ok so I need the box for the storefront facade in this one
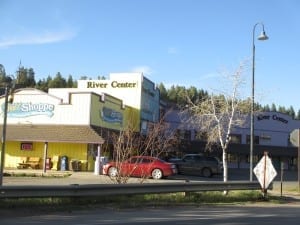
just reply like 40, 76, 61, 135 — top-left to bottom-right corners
0, 86, 139, 171
0, 72, 159, 171
75, 72, 160, 134
164, 110, 300, 169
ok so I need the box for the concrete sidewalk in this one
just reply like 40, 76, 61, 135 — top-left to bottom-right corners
4, 168, 75, 177
2, 168, 177, 186
3, 168, 112, 185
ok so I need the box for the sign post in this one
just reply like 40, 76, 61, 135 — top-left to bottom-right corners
253, 152, 277, 198
290, 129, 300, 192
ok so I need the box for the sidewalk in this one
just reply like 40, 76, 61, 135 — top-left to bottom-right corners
2, 168, 173, 185
4, 168, 75, 177
3, 168, 111, 186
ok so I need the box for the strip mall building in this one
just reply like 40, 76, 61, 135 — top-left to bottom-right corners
0, 73, 160, 171
1, 72, 299, 172
165, 110, 299, 169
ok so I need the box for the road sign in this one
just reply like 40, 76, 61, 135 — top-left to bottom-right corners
253, 153, 277, 189
290, 129, 300, 147
289, 129, 300, 192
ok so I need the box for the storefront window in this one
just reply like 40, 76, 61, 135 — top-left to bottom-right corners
246, 135, 260, 145
229, 134, 241, 144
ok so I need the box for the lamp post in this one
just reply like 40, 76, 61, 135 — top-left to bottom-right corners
0, 76, 13, 186
250, 23, 268, 181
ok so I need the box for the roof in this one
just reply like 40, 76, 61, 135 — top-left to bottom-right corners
1, 125, 105, 144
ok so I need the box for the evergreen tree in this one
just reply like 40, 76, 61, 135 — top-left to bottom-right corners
15, 66, 36, 87
297, 110, 300, 120
48, 72, 67, 88
175, 85, 187, 106
27, 68, 36, 87
198, 89, 209, 102
278, 106, 287, 114
35, 77, 49, 92
288, 106, 295, 119
263, 104, 270, 112
16, 66, 27, 86
187, 86, 198, 103
0, 64, 6, 83
167, 85, 177, 103
271, 103, 277, 112
67, 75, 75, 88
157, 83, 168, 101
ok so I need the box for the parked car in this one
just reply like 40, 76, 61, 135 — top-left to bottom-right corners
169, 154, 222, 177
102, 156, 178, 179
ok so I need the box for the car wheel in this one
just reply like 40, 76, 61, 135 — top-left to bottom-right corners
202, 167, 212, 178
152, 168, 163, 179
108, 166, 118, 177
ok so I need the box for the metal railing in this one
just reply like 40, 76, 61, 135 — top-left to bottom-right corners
0, 181, 264, 198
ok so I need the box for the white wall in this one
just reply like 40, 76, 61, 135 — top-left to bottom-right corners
1, 89, 91, 125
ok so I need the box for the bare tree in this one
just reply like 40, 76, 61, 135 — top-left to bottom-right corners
183, 61, 250, 182
107, 113, 179, 184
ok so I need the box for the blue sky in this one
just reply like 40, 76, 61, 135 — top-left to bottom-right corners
0, 0, 299, 112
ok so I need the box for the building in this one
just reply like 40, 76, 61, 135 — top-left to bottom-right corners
0, 73, 159, 171
50, 72, 160, 134
164, 109, 299, 170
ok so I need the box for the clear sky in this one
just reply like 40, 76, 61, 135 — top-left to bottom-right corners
0, 0, 299, 112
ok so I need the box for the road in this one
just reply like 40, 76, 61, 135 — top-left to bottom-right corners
1, 205, 300, 225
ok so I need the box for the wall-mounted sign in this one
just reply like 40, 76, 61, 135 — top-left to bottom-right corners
86, 81, 137, 89
21, 142, 33, 151
2, 102, 55, 118
257, 114, 289, 124
100, 107, 123, 124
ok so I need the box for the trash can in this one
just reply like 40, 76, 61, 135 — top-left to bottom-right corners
70, 159, 81, 171
46, 157, 52, 170
60, 155, 68, 171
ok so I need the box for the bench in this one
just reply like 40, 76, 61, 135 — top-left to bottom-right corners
17, 157, 41, 169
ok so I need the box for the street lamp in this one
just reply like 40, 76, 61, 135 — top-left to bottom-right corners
0, 76, 14, 186
250, 22, 269, 181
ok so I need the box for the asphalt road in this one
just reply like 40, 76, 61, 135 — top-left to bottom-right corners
1, 205, 300, 225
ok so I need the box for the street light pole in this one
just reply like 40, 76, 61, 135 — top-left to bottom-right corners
0, 81, 12, 186
250, 22, 268, 181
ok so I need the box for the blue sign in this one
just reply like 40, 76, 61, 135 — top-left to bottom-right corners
100, 107, 123, 124
1, 102, 55, 118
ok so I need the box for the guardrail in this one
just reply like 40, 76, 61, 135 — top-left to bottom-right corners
0, 181, 264, 198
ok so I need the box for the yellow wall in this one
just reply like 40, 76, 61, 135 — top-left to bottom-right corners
90, 94, 124, 130
123, 106, 140, 132
90, 94, 140, 132
5, 141, 91, 171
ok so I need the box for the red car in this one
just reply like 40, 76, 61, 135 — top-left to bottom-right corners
102, 156, 178, 179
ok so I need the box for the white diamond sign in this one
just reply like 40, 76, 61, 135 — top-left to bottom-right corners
290, 129, 300, 147
253, 154, 277, 189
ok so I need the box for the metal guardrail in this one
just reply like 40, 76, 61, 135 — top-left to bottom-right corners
0, 181, 264, 198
